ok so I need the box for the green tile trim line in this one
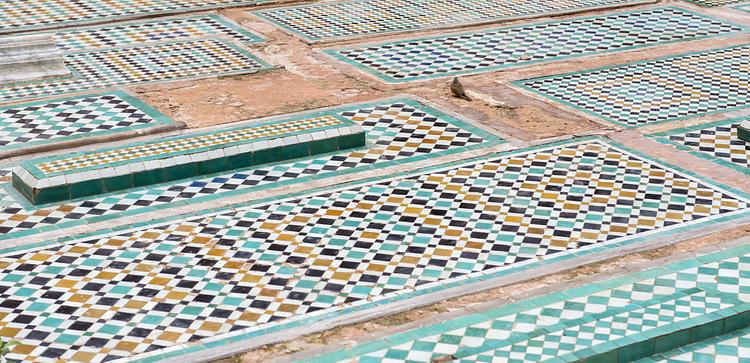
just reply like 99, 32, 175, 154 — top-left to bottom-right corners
12, 115, 365, 205
648, 116, 750, 176
0, 90, 174, 153
5, 136, 750, 362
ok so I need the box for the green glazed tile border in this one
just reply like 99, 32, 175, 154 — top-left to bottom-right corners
513, 43, 750, 128
3, 136, 749, 362
648, 116, 750, 175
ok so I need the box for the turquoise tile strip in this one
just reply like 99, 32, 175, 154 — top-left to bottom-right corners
649, 116, 750, 175
306, 244, 750, 363
686, 0, 747, 6
47, 14, 264, 52
0, 97, 500, 239
0, 39, 271, 103
323, 7, 744, 83
253, 0, 649, 43
0, 91, 174, 153
515, 44, 750, 127
642, 325, 750, 362
0, 0, 271, 34
737, 3, 750, 12
0, 137, 749, 362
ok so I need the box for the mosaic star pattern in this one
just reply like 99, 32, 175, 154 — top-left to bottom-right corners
0, 0, 268, 34
310, 245, 750, 362
0, 92, 172, 152
654, 117, 750, 174
50, 15, 264, 52
1, 139, 748, 362
0, 99, 493, 239
517, 44, 750, 127
325, 7, 743, 83
0, 39, 270, 103
254, 0, 648, 42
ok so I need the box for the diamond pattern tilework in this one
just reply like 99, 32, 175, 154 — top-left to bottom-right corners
661, 118, 750, 172
325, 7, 742, 83
1, 139, 748, 362
50, 15, 263, 52
0, 0, 268, 34
0, 100, 490, 238
518, 45, 750, 127
645, 326, 750, 362
0, 39, 269, 103
253, 0, 647, 43
0, 92, 171, 151
317, 249, 750, 363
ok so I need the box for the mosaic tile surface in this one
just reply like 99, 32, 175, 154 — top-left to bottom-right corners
0, 39, 270, 103
651, 117, 750, 175
1, 138, 748, 362
517, 44, 750, 127
0, 91, 173, 152
254, 0, 648, 43
309, 244, 750, 363
643, 326, 750, 362
0, 0, 269, 34
687, 0, 748, 6
0, 99, 495, 239
324, 7, 743, 83
50, 14, 263, 52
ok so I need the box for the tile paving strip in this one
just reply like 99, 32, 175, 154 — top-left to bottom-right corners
649, 117, 750, 175
0, 97, 498, 240
253, 0, 651, 43
1, 137, 749, 362
738, 3, 750, 12
308, 243, 750, 363
0, 91, 175, 155
642, 325, 750, 362
13, 114, 365, 205
0, 0, 270, 34
46, 14, 264, 52
686, 0, 748, 6
0, 39, 271, 104
324, 7, 744, 84
516, 44, 750, 127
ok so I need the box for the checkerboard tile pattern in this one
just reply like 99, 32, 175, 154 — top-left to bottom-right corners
0, 92, 172, 152
1, 139, 748, 362
0, 39, 269, 103
254, 0, 647, 43
325, 7, 742, 83
0, 0, 268, 34
658, 118, 750, 173
687, 0, 748, 6
51, 15, 263, 52
0, 99, 492, 238
517, 45, 750, 127
312, 247, 750, 363
645, 326, 750, 362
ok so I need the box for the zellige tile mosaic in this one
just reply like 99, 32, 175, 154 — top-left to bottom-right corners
517, 44, 750, 127
1, 138, 748, 362
254, 0, 651, 43
325, 7, 744, 83
0, 91, 174, 154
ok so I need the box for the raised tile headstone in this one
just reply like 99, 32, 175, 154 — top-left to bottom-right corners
13, 115, 366, 205
0, 34, 69, 83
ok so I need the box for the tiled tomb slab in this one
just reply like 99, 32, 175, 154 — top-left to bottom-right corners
253, 0, 652, 43
0, 39, 271, 104
12, 114, 365, 205
641, 325, 750, 362
0, 91, 174, 156
1, 137, 749, 362
649, 116, 750, 175
46, 14, 264, 52
516, 44, 750, 128
323, 7, 744, 83
307, 243, 750, 363
0, 0, 270, 34
0, 97, 500, 240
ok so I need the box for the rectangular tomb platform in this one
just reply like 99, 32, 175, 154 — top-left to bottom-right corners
13, 114, 365, 205
738, 120, 750, 143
